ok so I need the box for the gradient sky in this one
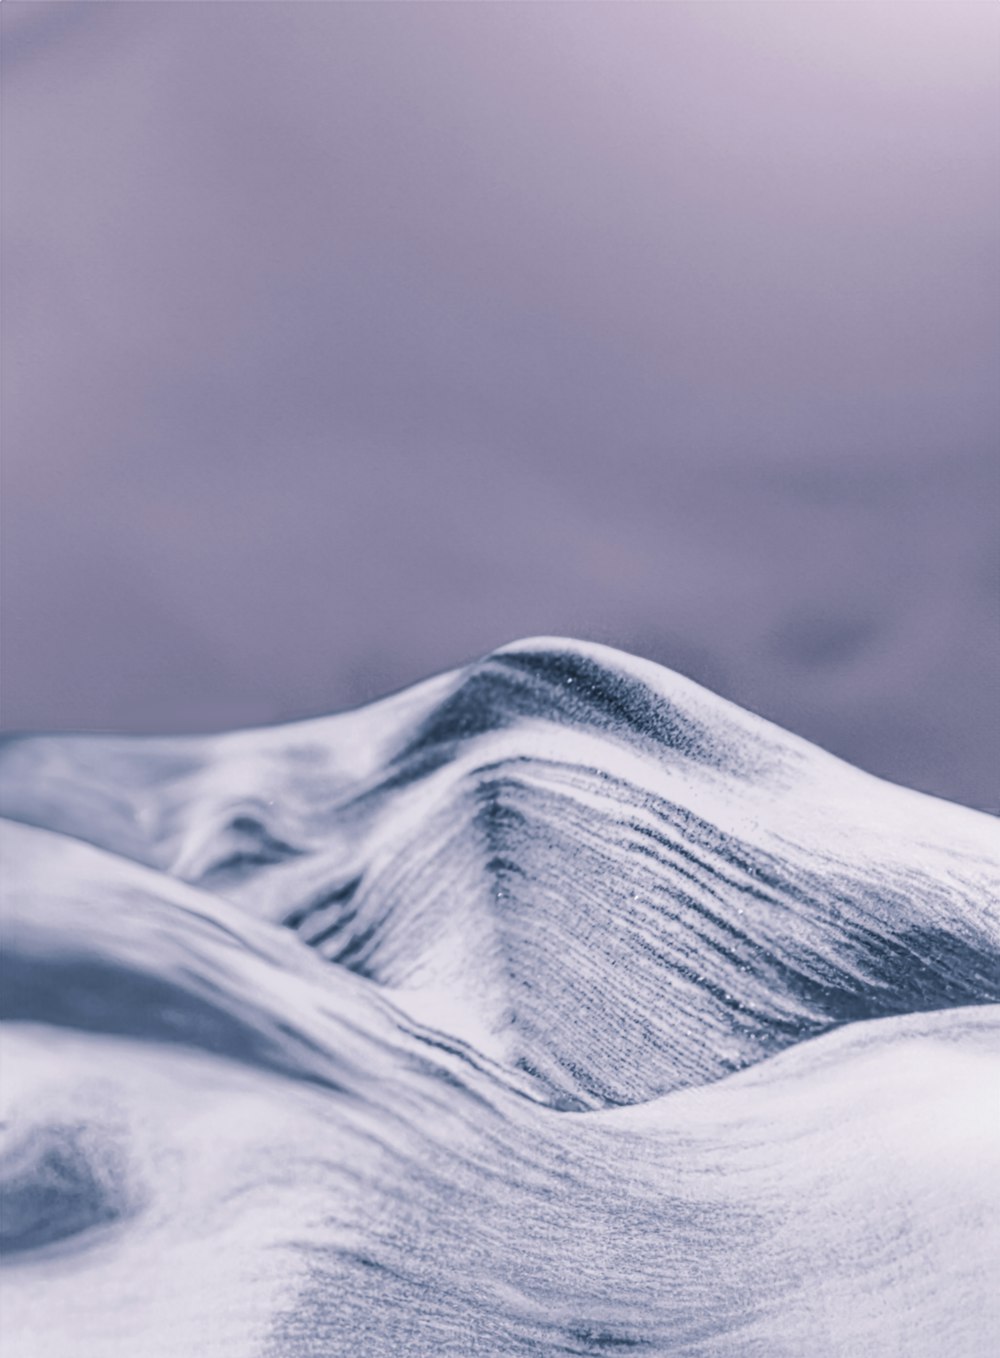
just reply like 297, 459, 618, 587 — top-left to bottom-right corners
2, 1, 998, 808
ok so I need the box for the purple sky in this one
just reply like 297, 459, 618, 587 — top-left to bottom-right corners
2, 2, 998, 808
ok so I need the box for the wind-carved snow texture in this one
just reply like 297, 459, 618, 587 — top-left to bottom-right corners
1, 638, 998, 1356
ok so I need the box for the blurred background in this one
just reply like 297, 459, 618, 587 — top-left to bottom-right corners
2, 1, 997, 808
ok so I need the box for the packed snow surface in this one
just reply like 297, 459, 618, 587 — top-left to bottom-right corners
1, 639, 998, 1356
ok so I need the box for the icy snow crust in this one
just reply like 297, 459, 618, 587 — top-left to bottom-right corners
1, 638, 998, 1355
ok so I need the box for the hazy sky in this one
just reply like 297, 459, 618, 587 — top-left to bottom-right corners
2, 1, 998, 808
